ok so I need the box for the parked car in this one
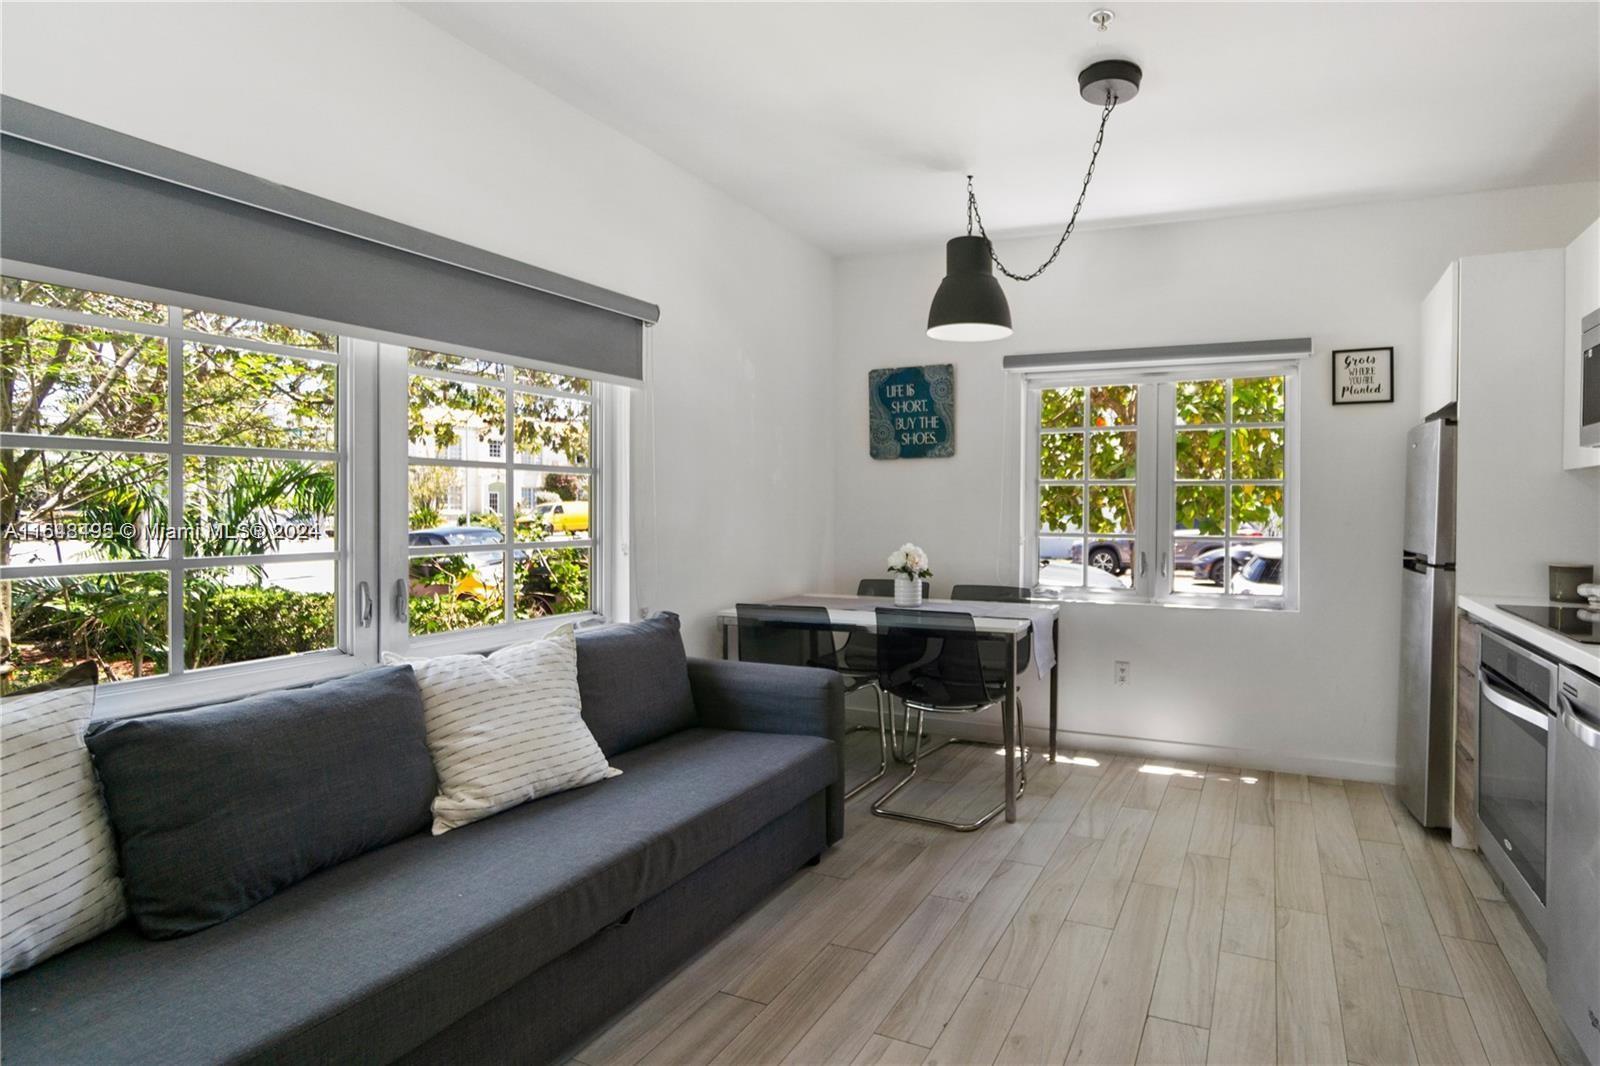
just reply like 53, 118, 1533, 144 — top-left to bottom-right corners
1041, 536, 1131, 575
407, 525, 525, 584
544, 500, 589, 534
1230, 541, 1284, 596
1037, 560, 1126, 591
1191, 543, 1257, 586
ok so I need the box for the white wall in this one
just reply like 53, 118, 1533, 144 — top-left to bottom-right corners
0, 1, 836, 657
833, 184, 1598, 781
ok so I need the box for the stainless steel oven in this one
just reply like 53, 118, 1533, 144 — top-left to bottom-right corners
1477, 628, 1558, 944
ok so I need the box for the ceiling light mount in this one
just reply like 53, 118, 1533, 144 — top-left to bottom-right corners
1079, 59, 1142, 106
926, 59, 1143, 342
1089, 9, 1114, 32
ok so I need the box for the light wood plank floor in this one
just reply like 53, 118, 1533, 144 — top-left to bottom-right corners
574, 735, 1584, 1066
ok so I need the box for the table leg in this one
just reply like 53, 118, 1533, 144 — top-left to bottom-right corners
1004, 635, 1018, 823
1049, 616, 1060, 764
721, 619, 731, 660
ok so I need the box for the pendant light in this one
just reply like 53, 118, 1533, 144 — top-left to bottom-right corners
927, 58, 1142, 342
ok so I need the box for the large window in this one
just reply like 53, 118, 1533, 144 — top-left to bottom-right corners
1, 270, 612, 700
1025, 364, 1296, 608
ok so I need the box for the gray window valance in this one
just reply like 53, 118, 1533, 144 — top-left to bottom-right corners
0, 96, 657, 382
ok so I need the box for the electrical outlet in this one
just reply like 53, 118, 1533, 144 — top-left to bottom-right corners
1114, 660, 1130, 686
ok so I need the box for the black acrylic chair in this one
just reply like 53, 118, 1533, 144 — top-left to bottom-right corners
870, 607, 1028, 831
735, 603, 889, 799
850, 578, 932, 763
950, 584, 1033, 680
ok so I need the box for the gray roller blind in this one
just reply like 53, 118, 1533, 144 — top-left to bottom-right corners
1004, 337, 1311, 372
0, 97, 657, 382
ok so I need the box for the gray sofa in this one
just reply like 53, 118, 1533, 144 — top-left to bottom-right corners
1, 617, 844, 1065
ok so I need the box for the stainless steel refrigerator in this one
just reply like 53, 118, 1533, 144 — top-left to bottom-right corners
1397, 417, 1458, 828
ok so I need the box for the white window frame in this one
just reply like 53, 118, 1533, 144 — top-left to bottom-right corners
2, 261, 631, 713
1008, 356, 1301, 612
376, 344, 611, 659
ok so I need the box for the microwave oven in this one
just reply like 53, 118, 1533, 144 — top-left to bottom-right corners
1584, 307, 1599, 447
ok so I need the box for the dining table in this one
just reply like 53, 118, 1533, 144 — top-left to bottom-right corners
715, 593, 1062, 823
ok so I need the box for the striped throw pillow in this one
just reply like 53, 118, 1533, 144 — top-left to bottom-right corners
2, 684, 127, 975
388, 628, 619, 834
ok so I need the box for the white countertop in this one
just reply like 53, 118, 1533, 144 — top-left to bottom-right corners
1458, 595, 1600, 676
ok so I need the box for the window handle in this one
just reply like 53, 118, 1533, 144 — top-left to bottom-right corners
1139, 551, 1148, 577
394, 578, 408, 623
357, 581, 374, 628
1160, 551, 1169, 577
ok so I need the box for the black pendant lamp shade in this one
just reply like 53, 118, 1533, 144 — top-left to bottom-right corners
926, 235, 1012, 342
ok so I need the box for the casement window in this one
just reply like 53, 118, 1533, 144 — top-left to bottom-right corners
1012, 345, 1302, 610
1, 268, 620, 708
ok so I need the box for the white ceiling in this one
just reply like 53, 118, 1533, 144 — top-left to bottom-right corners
408, 2, 1600, 256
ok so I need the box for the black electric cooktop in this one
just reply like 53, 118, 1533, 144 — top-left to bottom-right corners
1496, 603, 1600, 645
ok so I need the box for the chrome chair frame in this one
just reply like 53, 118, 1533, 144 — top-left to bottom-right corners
869, 608, 1031, 831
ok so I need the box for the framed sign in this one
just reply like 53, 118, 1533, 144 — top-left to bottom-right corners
1331, 347, 1394, 405
869, 363, 954, 459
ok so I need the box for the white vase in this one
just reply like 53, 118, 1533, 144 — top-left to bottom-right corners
893, 574, 923, 607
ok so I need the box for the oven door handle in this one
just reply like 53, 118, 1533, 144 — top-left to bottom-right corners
1480, 674, 1551, 732
1560, 700, 1600, 749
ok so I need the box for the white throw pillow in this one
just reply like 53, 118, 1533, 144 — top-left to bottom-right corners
387, 628, 618, 834
1, 683, 127, 976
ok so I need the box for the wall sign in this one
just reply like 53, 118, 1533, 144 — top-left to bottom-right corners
869, 363, 954, 459
1331, 347, 1394, 405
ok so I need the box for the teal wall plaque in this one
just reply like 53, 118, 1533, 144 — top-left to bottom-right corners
869, 364, 954, 459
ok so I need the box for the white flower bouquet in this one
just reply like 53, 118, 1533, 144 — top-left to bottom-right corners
886, 543, 932, 579
886, 543, 931, 606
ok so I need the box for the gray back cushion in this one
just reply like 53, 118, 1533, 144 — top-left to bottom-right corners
84, 665, 436, 939
576, 612, 697, 756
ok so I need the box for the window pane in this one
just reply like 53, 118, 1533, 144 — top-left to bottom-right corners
1039, 432, 1084, 480
408, 375, 505, 459
1089, 485, 1135, 534
1085, 538, 1135, 587
3, 572, 169, 688
408, 465, 504, 534
9, 450, 169, 565
1173, 537, 1230, 596
183, 561, 335, 668
1231, 427, 1284, 480
1231, 485, 1285, 535
182, 456, 337, 557
3, 276, 165, 324
1089, 431, 1137, 480
515, 394, 590, 467
1233, 541, 1284, 595
1231, 376, 1285, 423
183, 310, 335, 351
409, 348, 501, 379
408, 551, 505, 636
184, 344, 337, 450
3, 315, 168, 440
513, 547, 591, 619
1173, 484, 1226, 536
1039, 485, 1083, 533
1040, 387, 1084, 429
1175, 379, 1226, 425
515, 367, 591, 395
1039, 536, 1086, 590
1175, 429, 1226, 480
1090, 384, 1137, 426
517, 473, 589, 542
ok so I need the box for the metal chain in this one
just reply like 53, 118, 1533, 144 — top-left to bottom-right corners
968, 95, 1117, 282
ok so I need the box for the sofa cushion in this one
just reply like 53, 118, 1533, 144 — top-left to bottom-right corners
576, 612, 697, 756
83, 665, 436, 939
0, 727, 836, 1066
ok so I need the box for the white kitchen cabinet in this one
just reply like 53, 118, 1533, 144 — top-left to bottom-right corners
1564, 217, 1599, 470
1449, 249, 1598, 597
1419, 261, 1458, 419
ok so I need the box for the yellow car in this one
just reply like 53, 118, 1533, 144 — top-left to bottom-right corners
547, 500, 589, 534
